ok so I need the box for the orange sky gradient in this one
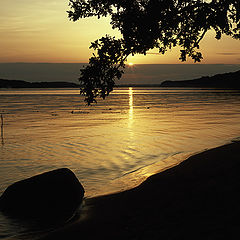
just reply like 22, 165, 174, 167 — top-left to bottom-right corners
0, 0, 240, 64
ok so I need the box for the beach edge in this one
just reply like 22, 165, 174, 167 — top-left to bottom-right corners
32, 140, 240, 240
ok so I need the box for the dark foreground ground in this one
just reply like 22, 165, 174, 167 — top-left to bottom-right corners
11, 141, 240, 240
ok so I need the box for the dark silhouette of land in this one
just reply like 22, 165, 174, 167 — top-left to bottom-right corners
1, 70, 240, 89
160, 70, 240, 88
0, 79, 80, 88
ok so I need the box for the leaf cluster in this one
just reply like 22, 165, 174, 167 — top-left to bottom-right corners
68, 0, 240, 104
79, 36, 128, 105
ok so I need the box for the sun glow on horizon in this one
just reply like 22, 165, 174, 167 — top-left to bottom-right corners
0, 2, 239, 64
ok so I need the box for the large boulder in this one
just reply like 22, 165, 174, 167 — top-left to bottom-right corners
0, 168, 84, 224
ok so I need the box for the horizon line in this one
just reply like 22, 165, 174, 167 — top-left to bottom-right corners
0, 62, 239, 65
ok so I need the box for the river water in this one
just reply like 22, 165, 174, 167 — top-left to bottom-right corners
0, 87, 240, 238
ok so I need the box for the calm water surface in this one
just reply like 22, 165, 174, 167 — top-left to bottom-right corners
0, 87, 240, 238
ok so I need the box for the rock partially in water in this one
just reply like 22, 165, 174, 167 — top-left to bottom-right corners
0, 168, 84, 224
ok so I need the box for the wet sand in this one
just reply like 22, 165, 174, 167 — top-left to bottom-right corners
31, 141, 240, 239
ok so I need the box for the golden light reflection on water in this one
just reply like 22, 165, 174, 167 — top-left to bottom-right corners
1, 88, 240, 198
128, 87, 134, 128
120, 87, 134, 166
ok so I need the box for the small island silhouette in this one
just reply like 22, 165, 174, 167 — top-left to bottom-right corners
0, 79, 80, 88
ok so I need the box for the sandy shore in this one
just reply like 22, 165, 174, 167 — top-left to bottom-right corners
22, 141, 240, 239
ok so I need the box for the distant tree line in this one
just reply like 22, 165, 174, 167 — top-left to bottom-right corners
0, 79, 80, 88
1, 70, 240, 89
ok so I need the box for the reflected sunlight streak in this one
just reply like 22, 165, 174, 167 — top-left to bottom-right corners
128, 87, 133, 127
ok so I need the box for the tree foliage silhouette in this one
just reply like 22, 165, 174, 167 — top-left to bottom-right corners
68, 0, 240, 104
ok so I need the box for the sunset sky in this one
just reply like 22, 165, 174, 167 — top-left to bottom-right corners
0, 0, 240, 64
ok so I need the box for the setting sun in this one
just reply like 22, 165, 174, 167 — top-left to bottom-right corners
128, 62, 134, 66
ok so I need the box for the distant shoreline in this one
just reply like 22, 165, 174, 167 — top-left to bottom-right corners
160, 70, 240, 88
0, 79, 80, 89
1, 69, 240, 89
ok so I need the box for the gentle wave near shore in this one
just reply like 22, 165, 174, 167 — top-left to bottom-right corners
33, 140, 240, 240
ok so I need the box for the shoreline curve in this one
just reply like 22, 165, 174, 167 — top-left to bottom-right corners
33, 140, 240, 240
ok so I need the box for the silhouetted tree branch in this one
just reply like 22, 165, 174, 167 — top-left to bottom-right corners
68, 0, 240, 105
